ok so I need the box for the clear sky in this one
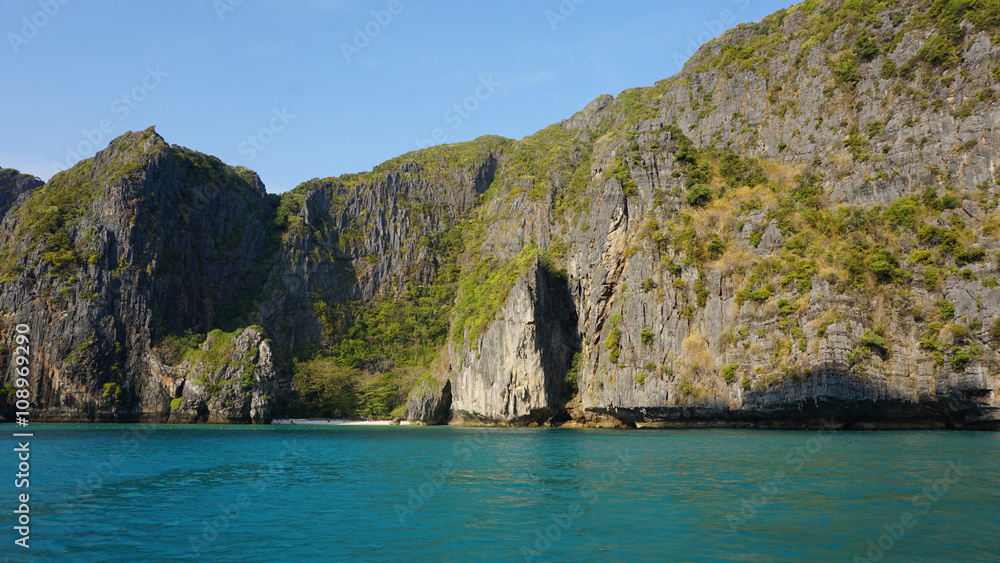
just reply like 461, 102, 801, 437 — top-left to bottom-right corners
1, 0, 792, 194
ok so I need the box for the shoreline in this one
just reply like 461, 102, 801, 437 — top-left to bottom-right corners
0, 419, 995, 430
271, 418, 412, 426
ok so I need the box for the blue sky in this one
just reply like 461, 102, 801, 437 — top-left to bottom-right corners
1, 0, 792, 193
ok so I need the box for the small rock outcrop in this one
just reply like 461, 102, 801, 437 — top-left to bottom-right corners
404, 378, 451, 425
164, 327, 276, 424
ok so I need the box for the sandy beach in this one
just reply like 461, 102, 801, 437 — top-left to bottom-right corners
271, 418, 411, 426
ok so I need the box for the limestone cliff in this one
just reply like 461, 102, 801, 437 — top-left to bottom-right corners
448, 254, 577, 425
437, 0, 1000, 429
405, 377, 451, 425
0, 168, 43, 222
0, 129, 278, 422
3, 0, 1000, 429
164, 327, 276, 424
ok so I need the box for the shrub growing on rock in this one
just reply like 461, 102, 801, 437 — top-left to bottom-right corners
686, 184, 713, 207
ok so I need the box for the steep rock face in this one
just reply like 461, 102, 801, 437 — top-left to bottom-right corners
0, 128, 278, 422
5, 0, 1000, 429
257, 144, 501, 339
255, 140, 504, 412
564, 3, 1000, 429
441, 0, 1000, 429
677, 13, 1000, 205
0, 130, 505, 423
404, 378, 451, 425
165, 327, 276, 424
448, 257, 578, 425
0, 168, 43, 222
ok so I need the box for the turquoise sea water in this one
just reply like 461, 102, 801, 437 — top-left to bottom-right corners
2, 424, 999, 562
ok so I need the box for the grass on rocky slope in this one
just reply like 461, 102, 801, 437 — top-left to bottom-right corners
289, 135, 511, 195
490, 123, 594, 210
450, 244, 552, 347
609, 121, 1000, 386
153, 330, 207, 365
689, 0, 1000, 80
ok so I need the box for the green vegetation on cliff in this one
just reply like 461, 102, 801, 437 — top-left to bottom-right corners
451, 245, 551, 345
5, 0, 1000, 427
291, 219, 466, 418
292, 135, 510, 195
690, 0, 1000, 78
154, 330, 206, 365
0, 128, 167, 280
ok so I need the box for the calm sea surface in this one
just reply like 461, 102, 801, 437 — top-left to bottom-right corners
2, 424, 999, 562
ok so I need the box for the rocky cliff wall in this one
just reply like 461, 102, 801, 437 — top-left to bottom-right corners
447, 256, 577, 425
439, 0, 1000, 429
0, 168, 43, 222
0, 129, 278, 422
3, 0, 1000, 429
